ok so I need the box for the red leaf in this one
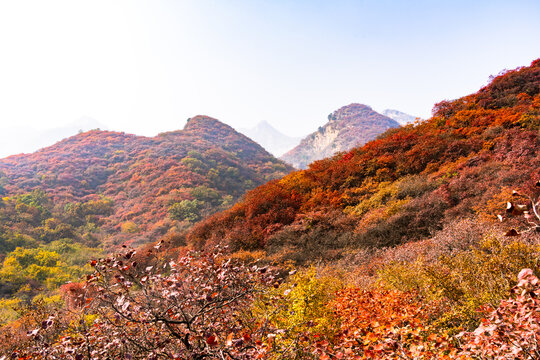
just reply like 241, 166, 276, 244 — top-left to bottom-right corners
207, 335, 218, 346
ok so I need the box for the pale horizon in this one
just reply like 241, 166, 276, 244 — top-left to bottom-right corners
0, 0, 539, 157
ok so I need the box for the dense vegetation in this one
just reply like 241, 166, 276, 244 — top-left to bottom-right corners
190, 59, 540, 264
0, 116, 292, 314
0, 59, 539, 359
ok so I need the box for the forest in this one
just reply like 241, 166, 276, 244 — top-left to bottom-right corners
0, 116, 291, 315
0, 59, 539, 359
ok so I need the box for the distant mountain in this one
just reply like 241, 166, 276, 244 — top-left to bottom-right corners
280, 104, 400, 169
0, 117, 107, 158
382, 109, 419, 125
0, 115, 293, 248
239, 121, 302, 157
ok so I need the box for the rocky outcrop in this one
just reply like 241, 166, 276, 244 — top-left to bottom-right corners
280, 104, 399, 169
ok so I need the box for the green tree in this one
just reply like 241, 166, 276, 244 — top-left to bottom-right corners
169, 199, 201, 222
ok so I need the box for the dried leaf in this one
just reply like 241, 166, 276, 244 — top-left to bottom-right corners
504, 229, 520, 237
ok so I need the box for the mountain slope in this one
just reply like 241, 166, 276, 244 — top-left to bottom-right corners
280, 104, 400, 169
0, 115, 293, 248
189, 59, 540, 264
239, 121, 302, 157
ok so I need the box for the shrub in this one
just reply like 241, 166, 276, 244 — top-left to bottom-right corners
457, 268, 540, 359
314, 288, 455, 359
7, 247, 276, 359
253, 267, 343, 359
379, 234, 540, 332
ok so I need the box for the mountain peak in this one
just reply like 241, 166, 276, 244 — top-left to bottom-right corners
239, 121, 301, 157
328, 103, 373, 122
281, 104, 399, 169
181, 115, 249, 144
183, 115, 231, 131
255, 120, 275, 130
339, 103, 373, 111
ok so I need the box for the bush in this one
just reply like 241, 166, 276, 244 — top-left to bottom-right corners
253, 267, 343, 359
379, 234, 540, 332
458, 268, 540, 359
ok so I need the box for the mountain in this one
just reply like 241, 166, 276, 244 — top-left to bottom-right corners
382, 109, 419, 125
239, 121, 302, 157
280, 104, 400, 169
188, 59, 540, 264
3, 60, 540, 358
0, 115, 293, 249
0, 117, 107, 158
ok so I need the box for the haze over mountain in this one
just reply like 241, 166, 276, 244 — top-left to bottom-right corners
382, 109, 420, 125
280, 104, 400, 169
239, 121, 302, 157
0, 115, 292, 249
0, 117, 108, 158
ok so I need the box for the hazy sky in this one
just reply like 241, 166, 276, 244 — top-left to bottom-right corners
0, 0, 539, 145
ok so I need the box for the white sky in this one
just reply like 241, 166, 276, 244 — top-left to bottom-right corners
0, 0, 538, 151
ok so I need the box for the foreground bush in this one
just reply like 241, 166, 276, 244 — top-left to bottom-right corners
2, 246, 275, 359
253, 266, 343, 359
314, 288, 456, 359
379, 234, 540, 332
457, 268, 540, 359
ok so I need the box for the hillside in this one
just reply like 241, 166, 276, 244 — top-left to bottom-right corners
189, 59, 540, 264
0, 115, 292, 249
0, 115, 293, 305
239, 121, 302, 156
3, 60, 540, 359
280, 104, 400, 169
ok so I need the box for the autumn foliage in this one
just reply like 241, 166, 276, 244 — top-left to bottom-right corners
189, 59, 540, 264
1, 60, 540, 359
0, 116, 292, 249
315, 288, 455, 359
457, 268, 540, 358
3, 246, 276, 359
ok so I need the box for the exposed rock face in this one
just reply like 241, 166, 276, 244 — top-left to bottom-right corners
382, 109, 419, 125
239, 121, 301, 157
280, 104, 399, 169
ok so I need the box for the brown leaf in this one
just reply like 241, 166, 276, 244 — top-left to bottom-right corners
504, 229, 520, 237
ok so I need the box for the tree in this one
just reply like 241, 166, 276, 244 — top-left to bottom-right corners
169, 199, 201, 222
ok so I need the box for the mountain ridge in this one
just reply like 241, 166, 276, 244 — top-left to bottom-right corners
0, 115, 293, 248
280, 103, 400, 169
